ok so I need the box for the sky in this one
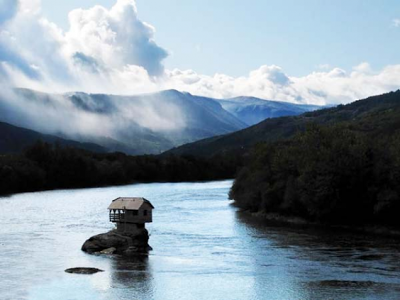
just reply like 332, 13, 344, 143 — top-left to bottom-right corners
1, 0, 400, 105
40, 0, 400, 77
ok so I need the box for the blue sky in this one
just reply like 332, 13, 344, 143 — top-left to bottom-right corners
2, 0, 400, 104
41, 0, 400, 77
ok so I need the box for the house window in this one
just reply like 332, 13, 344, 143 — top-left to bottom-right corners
144, 210, 148, 216
133, 210, 138, 216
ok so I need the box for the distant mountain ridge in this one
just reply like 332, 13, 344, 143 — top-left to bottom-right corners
0, 121, 105, 154
217, 96, 321, 126
0, 88, 321, 154
165, 90, 400, 157
6, 89, 248, 154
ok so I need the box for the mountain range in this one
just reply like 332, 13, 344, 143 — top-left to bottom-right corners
0, 89, 320, 154
218, 96, 321, 126
0, 121, 105, 154
166, 90, 400, 157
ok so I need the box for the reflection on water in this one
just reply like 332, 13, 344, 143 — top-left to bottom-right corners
110, 256, 153, 300
1, 180, 400, 300
236, 212, 400, 300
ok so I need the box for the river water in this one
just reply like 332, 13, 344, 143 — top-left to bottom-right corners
1, 180, 400, 300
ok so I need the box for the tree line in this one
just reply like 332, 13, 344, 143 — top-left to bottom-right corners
0, 141, 241, 196
230, 124, 400, 226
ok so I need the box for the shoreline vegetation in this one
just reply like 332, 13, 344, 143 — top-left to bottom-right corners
0, 141, 240, 197
239, 210, 400, 239
230, 123, 400, 229
227, 91, 400, 232
3, 90, 400, 236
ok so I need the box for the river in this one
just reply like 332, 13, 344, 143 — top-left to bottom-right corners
1, 180, 400, 300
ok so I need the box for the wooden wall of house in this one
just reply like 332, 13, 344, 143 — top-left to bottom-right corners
124, 203, 153, 223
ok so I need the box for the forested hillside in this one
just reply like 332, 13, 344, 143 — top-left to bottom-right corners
230, 91, 400, 226
4, 89, 400, 229
1, 88, 323, 155
0, 121, 105, 153
0, 141, 241, 196
167, 91, 400, 157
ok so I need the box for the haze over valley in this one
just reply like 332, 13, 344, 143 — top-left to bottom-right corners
0, 88, 320, 154
2, 1, 400, 299
1, 0, 400, 155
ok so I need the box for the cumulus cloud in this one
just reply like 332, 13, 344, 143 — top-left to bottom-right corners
1, 0, 400, 155
0, 0, 167, 93
0, 0, 400, 110
165, 63, 400, 105
65, 0, 167, 76
0, 0, 72, 87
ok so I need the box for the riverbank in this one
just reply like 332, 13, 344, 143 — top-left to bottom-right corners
0, 178, 233, 198
0, 142, 238, 196
3, 180, 400, 300
241, 210, 400, 239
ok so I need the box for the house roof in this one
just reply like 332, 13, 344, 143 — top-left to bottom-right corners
108, 197, 154, 210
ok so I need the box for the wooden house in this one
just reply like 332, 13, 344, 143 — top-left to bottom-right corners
108, 197, 154, 233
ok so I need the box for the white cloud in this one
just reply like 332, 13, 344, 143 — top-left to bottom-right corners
18, 0, 41, 15
0, 0, 167, 93
352, 62, 372, 74
165, 63, 400, 105
0, 0, 400, 109
65, 0, 167, 76
393, 18, 400, 27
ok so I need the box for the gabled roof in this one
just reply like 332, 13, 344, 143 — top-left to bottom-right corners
108, 197, 154, 210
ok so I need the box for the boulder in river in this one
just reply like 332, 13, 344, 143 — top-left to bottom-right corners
81, 229, 151, 255
97, 247, 117, 255
65, 267, 104, 275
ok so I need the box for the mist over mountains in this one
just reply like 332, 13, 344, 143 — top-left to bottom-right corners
167, 90, 400, 157
0, 121, 106, 154
0, 88, 320, 154
218, 97, 321, 126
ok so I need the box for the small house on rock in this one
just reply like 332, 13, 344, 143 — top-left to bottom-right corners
108, 197, 154, 233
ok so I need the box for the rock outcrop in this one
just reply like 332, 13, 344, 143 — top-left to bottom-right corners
81, 229, 152, 255
65, 267, 104, 274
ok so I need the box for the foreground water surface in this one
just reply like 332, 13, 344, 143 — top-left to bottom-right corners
2, 180, 400, 300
